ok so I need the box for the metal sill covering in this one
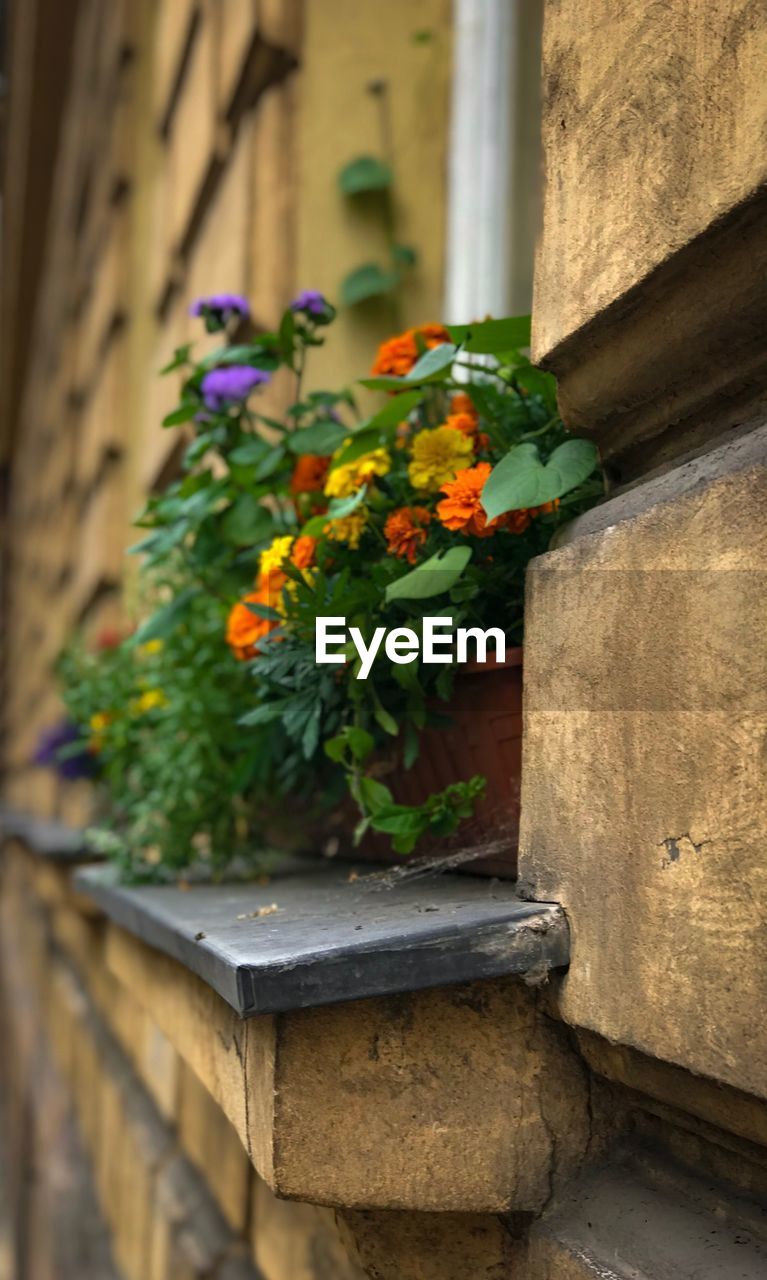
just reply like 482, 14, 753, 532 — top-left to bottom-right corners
75, 859, 570, 1016
0, 808, 86, 861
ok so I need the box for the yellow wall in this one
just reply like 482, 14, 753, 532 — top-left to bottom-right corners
297, 0, 452, 390
1, 0, 454, 821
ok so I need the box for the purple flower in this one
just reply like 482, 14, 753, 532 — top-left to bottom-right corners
189, 293, 250, 329
200, 365, 270, 411
33, 719, 98, 781
291, 289, 331, 318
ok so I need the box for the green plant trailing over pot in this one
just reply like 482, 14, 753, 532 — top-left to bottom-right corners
55, 291, 604, 880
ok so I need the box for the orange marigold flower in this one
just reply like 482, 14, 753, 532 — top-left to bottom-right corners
291, 535, 316, 570
529, 499, 560, 517
384, 506, 432, 565
450, 392, 478, 420
226, 575, 284, 661
291, 454, 330, 494
504, 508, 532, 535
371, 324, 451, 377
443, 399, 490, 450
436, 462, 509, 538
443, 411, 478, 439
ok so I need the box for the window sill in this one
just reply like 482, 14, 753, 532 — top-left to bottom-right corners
74, 857, 569, 1015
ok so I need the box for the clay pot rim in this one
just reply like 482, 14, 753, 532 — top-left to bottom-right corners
462, 644, 523, 675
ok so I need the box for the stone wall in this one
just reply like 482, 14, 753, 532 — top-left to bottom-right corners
1, 0, 451, 825
2, 1, 766, 1277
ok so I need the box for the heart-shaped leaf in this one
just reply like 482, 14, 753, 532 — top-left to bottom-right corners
338, 155, 392, 195
340, 263, 398, 307
385, 547, 472, 602
360, 343, 458, 392
448, 315, 531, 354
482, 439, 599, 521
405, 342, 457, 382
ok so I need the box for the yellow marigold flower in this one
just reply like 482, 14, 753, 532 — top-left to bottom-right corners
89, 712, 111, 734
138, 639, 164, 657
138, 688, 167, 712
129, 689, 168, 715
408, 426, 473, 492
326, 509, 368, 549
278, 566, 318, 615
324, 448, 391, 499
259, 534, 294, 579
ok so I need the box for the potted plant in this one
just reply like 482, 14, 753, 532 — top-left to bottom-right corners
54, 292, 603, 880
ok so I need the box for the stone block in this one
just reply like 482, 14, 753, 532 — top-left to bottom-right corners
519, 428, 767, 1098
106, 922, 592, 1211
251, 1179, 364, 1280
338, 1209, 519, 1280
533, 0, 767, 472
178, 1062, 251, 1232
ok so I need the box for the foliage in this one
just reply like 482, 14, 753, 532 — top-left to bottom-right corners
336, 81, 418, 308
54, 293, 604, 878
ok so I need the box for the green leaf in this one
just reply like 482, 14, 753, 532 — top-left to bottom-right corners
252, 446, 286, 482
324, 735, 347, 763
514, 363, 558, 405
347, 727, 375, 762
162, 401, 199, 427
328, 487, 367, 518
482, 438, 599, 521
287, 419, 349, 456
403, 723, 420, 769
385, 547, 472, 602
405, 342, 457, 382
238, 701, 291, 727
338, 155, 392, 195
131, 588, 197, 645
160, 344, 192, 374
369, 805, 425, 837
359, 775, 394, 812
368, 390, 422, 427
302, 702, 322, 759
184, 434, 214, 466
220, 495, 274, 546
245, 601, 281, 621
294, 514, 328, 539
278, 309, 295, 368
300, 485, 368, 536
329, 392, 421, 470
329, 424, 394, 470
360, 343, 458, 391
448, 315, 531, 354
197, 344, 279, 372
391, 243, 418, 266
228, 438, 271, 467
340, 263, 398, 307
371, 688, 398, 736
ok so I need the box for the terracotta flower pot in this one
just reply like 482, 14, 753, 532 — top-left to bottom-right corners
357, 648, 523, 877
